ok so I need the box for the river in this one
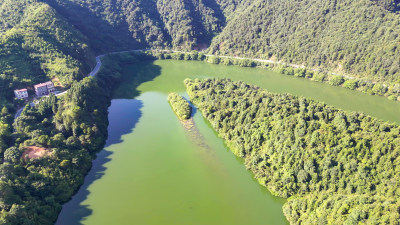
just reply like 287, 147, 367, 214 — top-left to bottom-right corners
56, 60, 400, 225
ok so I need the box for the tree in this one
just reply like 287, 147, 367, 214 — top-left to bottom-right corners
4, 147, 21, 163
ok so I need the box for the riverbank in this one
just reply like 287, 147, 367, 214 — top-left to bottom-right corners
186, 78, 400, 224
56, 58, 400, 224
147, 50, 400, 103
15, 48, 400, 122
56, 67, 288, 225
11, 49, 399, 224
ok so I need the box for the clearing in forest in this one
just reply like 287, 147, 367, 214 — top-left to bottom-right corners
22, 146, 53, 160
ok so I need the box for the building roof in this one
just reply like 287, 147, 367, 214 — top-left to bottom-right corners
34, 81, 53, 89
15, 88, 27, 92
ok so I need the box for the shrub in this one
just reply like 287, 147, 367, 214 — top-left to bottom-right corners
305, 71, 314, 78
221, 57, 232, 65
167, 93, 192, 120
207, 56, 220, 64
294, 68, 306, 77
372, 83, 388, 96
343, 80, 358, 90
329, 75, 345, 86
184, 53, 190, 60
190, 51, 199, 60
388, 95, 397, 101
312, 73, 326, 82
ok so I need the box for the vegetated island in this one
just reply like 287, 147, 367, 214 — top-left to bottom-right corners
167, 93, 192, 120
185, 78, 400, 224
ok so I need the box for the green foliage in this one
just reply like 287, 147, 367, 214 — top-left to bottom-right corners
209, 0, 400, 83
150, 50, 400, 101
329, 75, 345, 86
0, 107, 12, 156
3, 147, 21, 163
237, 59, 255, 67
294, 68, 306, 77
5, 77, 108, 223
0, 0, 92, 101
207, 56, 220, 64
343, 79, 359, 90
1, 0, 400, 223
46, 0, 235, 51
167, 93, 191, 120
372, 83, 388, 95
0, 52, 152, 224
186, 78, 400, 224
311, 72, 326, 82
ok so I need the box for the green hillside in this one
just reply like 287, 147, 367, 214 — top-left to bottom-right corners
187, 78, 400, 224
41, 0, 400, 84
0, 0, 93, 102
0, 0, 400, 224
209, 0, 400, 83
44, 0, 254, 51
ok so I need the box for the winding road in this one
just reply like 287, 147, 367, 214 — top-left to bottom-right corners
13, 49, 146, 121
13, 48, 353, 122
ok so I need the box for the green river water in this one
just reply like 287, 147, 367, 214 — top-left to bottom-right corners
56, 60, 400, 225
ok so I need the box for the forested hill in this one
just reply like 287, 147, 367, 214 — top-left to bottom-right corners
0, 0, 93, 104
209, 0, 400, 83
40, 0, 400, 84
44, 0, 251, 52
1, 0, 400, 95
186, 78, 400, 224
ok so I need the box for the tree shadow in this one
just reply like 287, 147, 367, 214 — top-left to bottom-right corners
184, 0, 226, 49
113, 60, 162, 99
56, 99, 143, 225
43, 0, 139, 53
56, 62, 162, 224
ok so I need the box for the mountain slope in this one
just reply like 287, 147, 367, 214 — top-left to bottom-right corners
26, 0, 400, 84
209, 0, 400, 83
45, 0, 247, 51
0, 0, 93, 102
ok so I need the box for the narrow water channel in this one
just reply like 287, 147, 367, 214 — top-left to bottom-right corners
57, 60, 400, 225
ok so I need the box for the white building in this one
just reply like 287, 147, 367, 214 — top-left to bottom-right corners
14, 89, 28, 99
34, 81, 56, 96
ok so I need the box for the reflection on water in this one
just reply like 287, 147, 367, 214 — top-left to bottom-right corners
56, 99, 143, 225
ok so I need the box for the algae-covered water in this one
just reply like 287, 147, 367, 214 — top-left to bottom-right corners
57, 60, 400, 225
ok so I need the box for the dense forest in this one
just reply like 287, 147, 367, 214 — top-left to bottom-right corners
167, 93, 192, 120
0, 0, 400, 223
1, 0, 400, 100
44, 0, 247, 51
209, 0, 400, 83
0, 0, 93, 102
42, 0, 400, 85
186, 78, 400, 224
0, 51, 151, 224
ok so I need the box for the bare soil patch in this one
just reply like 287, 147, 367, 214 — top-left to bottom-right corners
52, 76, 64, 88
22, 146, 53, 160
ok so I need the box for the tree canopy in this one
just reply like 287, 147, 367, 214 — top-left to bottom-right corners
186, 78, 400, 224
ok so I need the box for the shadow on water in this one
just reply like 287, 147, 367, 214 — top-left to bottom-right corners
56, 99, 143, 225
113, 61, 162, 99
56, 62, 162, 225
